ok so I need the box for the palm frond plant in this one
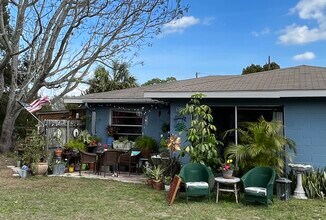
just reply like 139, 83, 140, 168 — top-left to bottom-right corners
224, 116, 296, 175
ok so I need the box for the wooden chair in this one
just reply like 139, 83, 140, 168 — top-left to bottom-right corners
79, 150, 97, 176
118, 150, 141, 176
100, 150, 120, 177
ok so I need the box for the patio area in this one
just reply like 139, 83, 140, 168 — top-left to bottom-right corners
9, 166, 146, 184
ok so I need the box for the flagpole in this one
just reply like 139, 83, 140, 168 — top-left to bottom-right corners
17, 101, 45, 127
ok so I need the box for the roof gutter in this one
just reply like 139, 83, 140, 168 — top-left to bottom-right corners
64, 98, 164, 104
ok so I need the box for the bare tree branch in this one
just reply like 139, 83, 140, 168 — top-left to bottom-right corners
0, 0, 185, 152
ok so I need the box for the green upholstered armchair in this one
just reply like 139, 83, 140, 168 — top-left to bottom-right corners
241, 166, 276, 206
179, 163, 214, 203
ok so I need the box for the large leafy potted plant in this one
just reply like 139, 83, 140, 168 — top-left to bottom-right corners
65, 139, 86, 152
135, 136, 157, 158
21, 130, 49, 175
224, 116, 296, 175
179, 93, 222, 169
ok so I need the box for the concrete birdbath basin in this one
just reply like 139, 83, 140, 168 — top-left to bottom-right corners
288, 163, 312, 199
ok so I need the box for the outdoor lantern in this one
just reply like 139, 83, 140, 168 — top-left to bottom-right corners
276, 178, 292, 201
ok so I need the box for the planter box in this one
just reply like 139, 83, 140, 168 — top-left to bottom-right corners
113, 141, 135, 150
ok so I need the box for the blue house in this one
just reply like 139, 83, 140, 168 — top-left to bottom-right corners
65, 65, 326, 169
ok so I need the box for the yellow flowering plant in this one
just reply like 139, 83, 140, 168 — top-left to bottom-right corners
220, 158, 235, 171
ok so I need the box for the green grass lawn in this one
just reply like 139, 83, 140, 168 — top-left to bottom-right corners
0, 174, 325, 220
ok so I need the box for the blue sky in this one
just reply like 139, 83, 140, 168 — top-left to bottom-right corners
130, 0, 326, 84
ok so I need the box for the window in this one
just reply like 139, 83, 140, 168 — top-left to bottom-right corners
111, 110, 142, 140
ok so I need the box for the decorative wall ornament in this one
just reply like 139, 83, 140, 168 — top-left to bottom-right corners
73, 128, 81, 138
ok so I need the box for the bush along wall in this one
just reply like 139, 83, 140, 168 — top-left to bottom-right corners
302, 168, 326, 199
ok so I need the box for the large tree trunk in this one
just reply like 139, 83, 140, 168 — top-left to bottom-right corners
0, 96, 20, 153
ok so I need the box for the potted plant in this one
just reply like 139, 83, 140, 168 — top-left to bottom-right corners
78, 130, 92, 145
65, 139, 86, 152
54, 147, 63, 157
224, 116, 296, 175
21, 130, 49, 175
113, 136, 134, 150
106, 125, 117, 147
148, 164, 165, 191
143, 161, 153, 187
135, 136, 157, 158
89, 135, 101, 147
52, 128, 64, 157
219, 158, 235, 179
164, 176, 172, 191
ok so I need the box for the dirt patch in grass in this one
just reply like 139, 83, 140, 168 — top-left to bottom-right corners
0, 154, 15, 178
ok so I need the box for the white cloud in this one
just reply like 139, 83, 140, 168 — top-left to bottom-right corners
279, 0, 326, 45
290, 0, 326, 22
162, 16, 200, 35
251, 28, 270, 37
279, 24, 326, 44
292, 51, 316, 61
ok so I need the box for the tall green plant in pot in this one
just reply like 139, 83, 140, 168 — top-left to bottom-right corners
179, 93, 222, 169
135, 136, 157, 158
21, 130, 49, 175
224, 116, 296, 175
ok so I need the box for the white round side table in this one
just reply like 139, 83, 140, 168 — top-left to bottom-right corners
215, 177, 241, 204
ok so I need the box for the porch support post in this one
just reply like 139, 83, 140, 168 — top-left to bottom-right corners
91, 111, 96, 135
234, 106, 238, 145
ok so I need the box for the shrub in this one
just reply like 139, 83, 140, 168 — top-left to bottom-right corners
302, 168, 326, 199
224, 116, 296, 175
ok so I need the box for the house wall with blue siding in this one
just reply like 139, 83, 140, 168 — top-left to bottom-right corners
284, 100, 326, 169
88, 105, 169, 146
170, 101, 191, 164
142, 108, 170, 144
86, 98, 326, 169
168, 98, 326, 169
94, 107, 109, 142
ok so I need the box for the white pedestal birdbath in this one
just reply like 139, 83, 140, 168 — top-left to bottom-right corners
288, 163, 312, 199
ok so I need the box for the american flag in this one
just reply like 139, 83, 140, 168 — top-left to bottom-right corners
20, 96, 51, 113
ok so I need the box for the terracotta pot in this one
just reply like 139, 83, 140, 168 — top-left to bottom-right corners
54, 148, 63, 157
152, 180, 163, 191
89, 162, 95, 171
146, 178, 153, 187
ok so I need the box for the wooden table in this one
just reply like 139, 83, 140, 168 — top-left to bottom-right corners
215, 177, 241, 204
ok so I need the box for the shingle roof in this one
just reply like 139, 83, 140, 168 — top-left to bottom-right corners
64, 65, 326, 103
146, 65, 326, 92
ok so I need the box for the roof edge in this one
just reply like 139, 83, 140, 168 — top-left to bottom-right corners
144, 90, 326, 99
